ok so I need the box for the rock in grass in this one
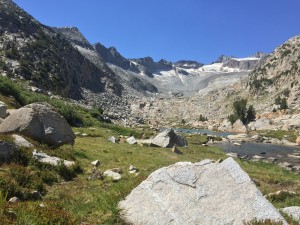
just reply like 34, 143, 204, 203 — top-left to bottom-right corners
104, 169, 122, 181
119, 157, 287, 225
12, 134, 33, 148
32, 150, 75, 167
171, 146, 183, 154
0, 103, 75, 147
8, 197, 20, 203
151, 129, 187, 148
129, 165, 139, 174
108, 136, 117, 143
91, 160, 100, 167
126, 136, 137, 145
281, 206, 300, 221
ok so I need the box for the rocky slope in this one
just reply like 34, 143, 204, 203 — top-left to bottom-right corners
0, 0, 123, 99
129, 36, 300, 126
246, 35, 300, 108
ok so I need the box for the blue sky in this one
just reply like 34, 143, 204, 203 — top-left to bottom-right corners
13, 0, 300, 64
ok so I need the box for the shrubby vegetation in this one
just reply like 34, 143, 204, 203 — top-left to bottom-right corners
0, 76, 102, 126
275, 96, 288, 110
199, 114, 208, 122
228, 98, 256, 125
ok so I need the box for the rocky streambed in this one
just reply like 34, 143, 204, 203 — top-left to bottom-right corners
173, 128, 300, 172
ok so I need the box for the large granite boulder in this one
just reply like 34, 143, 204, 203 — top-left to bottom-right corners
231, 119, 247, 133
119, 158, 287, 225
0, 141, 16, 163
248, 118, 274, 131
151, 129, 187, 148
0, 103, 75, 147
217, 119, 232, 132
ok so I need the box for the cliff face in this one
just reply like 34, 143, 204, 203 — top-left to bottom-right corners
0, 0, 122, 99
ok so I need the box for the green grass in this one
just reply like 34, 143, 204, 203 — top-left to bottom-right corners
259, 130, 298, 143
1, 127, 300, 224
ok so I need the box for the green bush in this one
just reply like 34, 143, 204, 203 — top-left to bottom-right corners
199, 114, 208, 122
0, 76, 99, 127
229, 99, 256, 124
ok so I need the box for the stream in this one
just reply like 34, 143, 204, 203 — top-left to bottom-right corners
172, 128, 300, 169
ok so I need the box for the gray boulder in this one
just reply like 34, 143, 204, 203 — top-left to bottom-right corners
0, 101, 7, 119
231, 119, 247, 133
0, 141, 16, 163
12, 134, 33, 148
32, 150, 75, 167
0, 103, 75, 147
218, 119, 232, 132
104, 169, 122, 180
119, 158, 287, 225
108, 136, 117, 143
281, 206, 300, 221
151, 129, 187, 148
126, 136, 137, 145
248, 118, 273, 131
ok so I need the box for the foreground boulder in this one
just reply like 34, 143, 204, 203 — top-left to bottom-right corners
151, 129, 187, 148
119, 158, 286, 225
0, 103, 75, 147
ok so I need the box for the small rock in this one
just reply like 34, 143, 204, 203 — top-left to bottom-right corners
126, 136, 137, 145
39, 203, 45, 208
32, 150, 75, 167
88, 168, 103, 180
287, 154, 300, 159
226, 152, 238, 158
171, 146, 183, 154
129, 165, 139, 174
267, 157, 278, 162
108, 136, 117, 143
233, 142, 241, 146
31, 191, 42, 200
104, 169, 122, 181
91, 160, 100, 167
292, 165, 300, 171
74, 132, 81, 136
13, 134, 33, 148
278, 162, 293, 169
81, 133, 88, 137
252, 155, 266, 161
281, 206, 300, 221
202, 143, 208, 146
9, 197, 20, 203
216, 158, 223, 163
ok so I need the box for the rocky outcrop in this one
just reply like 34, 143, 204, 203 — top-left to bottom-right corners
119, 158, 287, 225
151, 129, 187, 148
174, 60, 204, 69
0, 103, 75, 147
248, 118, 274, 131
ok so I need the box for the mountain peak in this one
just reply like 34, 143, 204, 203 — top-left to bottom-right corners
214, 55, 233, 63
